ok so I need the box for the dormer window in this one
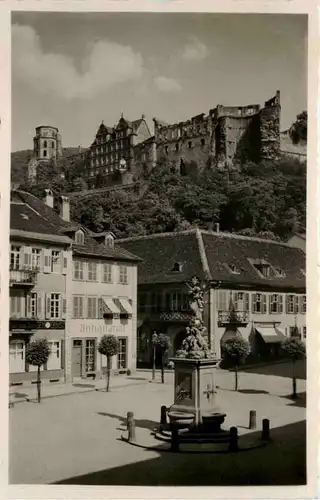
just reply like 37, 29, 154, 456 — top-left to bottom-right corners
172, 262, 183, 272
275, 267, 286, 278
229, 263, 240, 275
250, 258, 271, 278
105, 234, 114, 248
75, 230, 85, 245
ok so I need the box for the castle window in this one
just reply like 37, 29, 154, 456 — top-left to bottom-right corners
188, 141, 192, 148
165, 146, 168, 154
201, 139, 205, 146
175, 144, 179, 151
52, 141, 55, 148
43, 140, 47, 148
43, 150, 47, 157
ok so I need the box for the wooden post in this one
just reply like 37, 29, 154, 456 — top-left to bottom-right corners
249, 410, 256, 430
127, 411, 136, 442
229, 426, 238, 451
170, 425, 180, 452
262, 419, 270, 440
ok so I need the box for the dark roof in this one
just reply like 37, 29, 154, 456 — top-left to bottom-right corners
10, 190, 141, 262
118, 229, 306, 290
117, 231, 207, 285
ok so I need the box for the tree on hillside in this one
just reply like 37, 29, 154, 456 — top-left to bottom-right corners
290, 111, 307, 144
98, 335, 120, 392
26, 338, 51, 403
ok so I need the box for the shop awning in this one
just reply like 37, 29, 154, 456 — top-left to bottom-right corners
101, 298, 121, 315
118, 298, 133, 315
255, 327, 286, 344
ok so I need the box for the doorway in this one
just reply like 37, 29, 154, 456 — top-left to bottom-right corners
72, 339, 82, 378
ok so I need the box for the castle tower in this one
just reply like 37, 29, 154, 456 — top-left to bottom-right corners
33, 125, 63, 162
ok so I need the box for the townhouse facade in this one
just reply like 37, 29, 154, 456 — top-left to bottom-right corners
118, 229, 306, 366
9, 190, 140, 386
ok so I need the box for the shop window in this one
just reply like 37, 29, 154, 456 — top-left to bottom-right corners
9, 341, 25, 374
117, 338, 127, 370
85, 339, 96, 372
47, 341, 60, 370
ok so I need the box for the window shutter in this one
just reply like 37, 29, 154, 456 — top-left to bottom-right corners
262, 295, 267, 314
81, 296, 85, 318
45, 293, 51, 319
98, 298, 103, 319
269, 294, 272, 314
17, 296, 21, 315
43, 249, 51, 274
252, 294, 256, 313
285, 295, 289, 314
244, 293, 249, 312
62, 251, 68, 275
37, 294, 42, 319
61, 339, 65, 370
61, 295, 67, 320
24, 247, 31, 269
26, 294, 32, 317
279, 295, 283, 314
295, 295, 299, 314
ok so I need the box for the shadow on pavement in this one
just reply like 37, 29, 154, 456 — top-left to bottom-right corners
72, 383, 96, 388
280, 392, 306, 408
97, 411, 158, 431
236, 359, 306, 380
54, 420, 306, 486
10, 392, 29, 399
238, 389, 269, 395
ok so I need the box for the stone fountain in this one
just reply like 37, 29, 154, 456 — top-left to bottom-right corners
168, 277, 226, 432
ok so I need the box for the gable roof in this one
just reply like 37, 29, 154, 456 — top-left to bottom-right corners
118, 229, 306, 290
10, 190, 141, 263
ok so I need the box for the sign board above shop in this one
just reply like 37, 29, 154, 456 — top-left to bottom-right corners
79, 324, 126, 335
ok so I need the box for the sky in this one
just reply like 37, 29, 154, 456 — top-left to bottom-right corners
11, 12, 308, 152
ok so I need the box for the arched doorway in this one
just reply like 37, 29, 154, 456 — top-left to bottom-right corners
174, 330, 186, 354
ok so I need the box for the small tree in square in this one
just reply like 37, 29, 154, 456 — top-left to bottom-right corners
157, 333, 171, 384
98, 335, 120, 392
281, 337, 306, 398
221, 337, 250, 391
26, 338, 51, 403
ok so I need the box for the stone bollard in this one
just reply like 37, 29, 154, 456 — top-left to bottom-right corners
160, 405, 167, 426
170, 425, 180, 452
229, 426, 238, 451
249, 410, 257, 430
127, 411, 136, 443
262, 419, 270, 441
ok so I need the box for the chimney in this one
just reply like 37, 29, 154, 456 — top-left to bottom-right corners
60, 195, 70, 222
214, 223, 220, 233
44, 188, 54, 208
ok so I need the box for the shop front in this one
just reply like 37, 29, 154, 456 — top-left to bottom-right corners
66, 319, 134, 382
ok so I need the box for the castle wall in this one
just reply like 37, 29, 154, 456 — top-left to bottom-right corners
259, 92, 281, 161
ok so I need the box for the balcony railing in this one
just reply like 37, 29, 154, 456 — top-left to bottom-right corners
138, 307, 192, 323
9, 267, 38, 286
218, 310, 249, 327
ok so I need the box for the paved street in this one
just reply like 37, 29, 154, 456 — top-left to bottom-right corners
9, 366, 306, 485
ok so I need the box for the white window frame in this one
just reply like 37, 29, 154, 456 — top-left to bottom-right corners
75, 230, 85, 245
50, 293, 60, 319
31, 248, 41, 270
286, 294, 299, 314
300, 295, 306, 314
73, 260, 84, 280
102, 263, 112, 283
51, 250, 61, 274
252, 293, 267, 314
10, 295, 22, 318
10, 245, 21, 269
87, 297, 98, 319
9, 341, 25, 373
73, 295, 84, 319
88, 262, 97, 281
119, 265, 128, 284
270, 294, 283, 314
47, 341, 61, 371
31, 292, 37, 318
